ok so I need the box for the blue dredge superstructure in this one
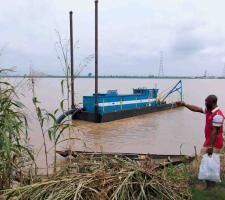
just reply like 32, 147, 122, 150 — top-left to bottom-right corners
83, 88, 159, 114
73, 80, 183, 123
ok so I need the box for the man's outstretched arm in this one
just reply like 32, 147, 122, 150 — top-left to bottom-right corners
176, 101, 204, 113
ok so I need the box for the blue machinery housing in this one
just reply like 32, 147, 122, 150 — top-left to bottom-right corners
72, 80, 183, 123
83, 88, 159, 114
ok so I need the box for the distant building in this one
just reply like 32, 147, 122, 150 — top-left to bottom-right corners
88, 73, 92, 77
223, 66, 225, 77
29, 68, 48, 77
203, 70, 207, 78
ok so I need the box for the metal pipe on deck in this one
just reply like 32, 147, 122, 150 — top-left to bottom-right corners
56, 11, 78, 124
94, 0, 99, 118
69, 11, 75, 109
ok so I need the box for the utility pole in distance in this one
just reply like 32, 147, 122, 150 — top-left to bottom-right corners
158, 51, 164, 77
223, 64, 225, 77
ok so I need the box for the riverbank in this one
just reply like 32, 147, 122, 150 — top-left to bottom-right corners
1, 154, 192, 200
2, 153, 225, 200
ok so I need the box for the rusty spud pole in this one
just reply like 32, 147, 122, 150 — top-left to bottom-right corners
69, 11, 75, 109
94, 0, 99, 117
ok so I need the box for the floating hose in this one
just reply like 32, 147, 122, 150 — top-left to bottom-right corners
56, 107, 81, 124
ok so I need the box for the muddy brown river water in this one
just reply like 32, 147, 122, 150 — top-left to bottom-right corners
9, 78, 225, 173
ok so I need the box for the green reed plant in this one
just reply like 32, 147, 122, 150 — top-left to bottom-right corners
30, 77, 49, 177
0, 70, 34, 189
28, 76, 77, 175
47, 109, 72, 174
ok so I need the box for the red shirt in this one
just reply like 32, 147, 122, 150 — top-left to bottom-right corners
203, 107, 224, 149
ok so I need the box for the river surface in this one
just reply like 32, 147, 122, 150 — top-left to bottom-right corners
9, 78, 225, 172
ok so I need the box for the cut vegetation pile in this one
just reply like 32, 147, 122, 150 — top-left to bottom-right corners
3, 155, 192, 200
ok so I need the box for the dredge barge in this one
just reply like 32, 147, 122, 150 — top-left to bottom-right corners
72, 80, 183, 123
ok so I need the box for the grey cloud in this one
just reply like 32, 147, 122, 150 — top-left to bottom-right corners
172, 35, 205, 56
170, 21, 207, 56
1, 0, 225, 76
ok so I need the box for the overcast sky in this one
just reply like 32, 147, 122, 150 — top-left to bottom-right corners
0, 0, 225, 76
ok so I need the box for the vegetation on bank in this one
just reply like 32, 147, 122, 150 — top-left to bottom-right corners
0, 70, 34, 189
2, 155, 192, 200
192, 179, 225, 200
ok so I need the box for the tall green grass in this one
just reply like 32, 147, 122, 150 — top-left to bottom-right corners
0, 70, 34, 189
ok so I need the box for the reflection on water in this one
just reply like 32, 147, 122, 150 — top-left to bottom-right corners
10, 78, 225, 171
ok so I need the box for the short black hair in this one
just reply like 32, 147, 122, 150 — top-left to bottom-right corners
206, 94, 217, 104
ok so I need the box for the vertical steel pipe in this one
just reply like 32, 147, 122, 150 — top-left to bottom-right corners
94, 0, 99, 116
69, 11, 75, 109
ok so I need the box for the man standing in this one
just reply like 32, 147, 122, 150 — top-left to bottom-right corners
177, 95, 224, 189
177, 95, 224, 155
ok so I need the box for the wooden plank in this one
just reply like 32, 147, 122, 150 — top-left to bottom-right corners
56, 150, 194, 162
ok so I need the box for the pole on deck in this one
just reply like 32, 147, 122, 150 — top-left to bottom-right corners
94, 0, 99, 119
69, 11, 75, 109
180, 80, 183, 101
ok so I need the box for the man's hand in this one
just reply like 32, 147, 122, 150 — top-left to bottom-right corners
176, 101, 186, 106
176, 101, 204, 113
207, 147, 213, 156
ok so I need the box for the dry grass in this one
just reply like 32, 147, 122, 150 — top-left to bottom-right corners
2, 155, 192, 200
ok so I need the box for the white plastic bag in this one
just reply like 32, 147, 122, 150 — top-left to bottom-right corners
198, 153, 221, 182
